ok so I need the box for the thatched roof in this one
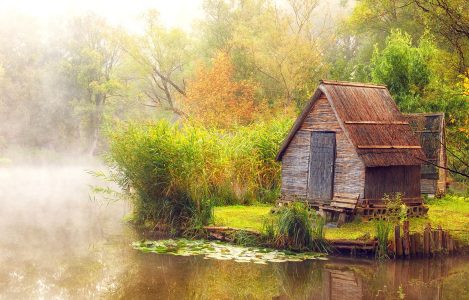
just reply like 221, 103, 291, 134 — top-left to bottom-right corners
277, 80, 426, 166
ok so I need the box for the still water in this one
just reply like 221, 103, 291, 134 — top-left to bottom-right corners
1, 165, 469, 299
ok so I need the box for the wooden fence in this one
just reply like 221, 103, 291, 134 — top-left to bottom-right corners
391, 221, 461, 258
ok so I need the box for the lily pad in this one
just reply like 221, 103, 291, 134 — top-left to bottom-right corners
132, 239, 327, 264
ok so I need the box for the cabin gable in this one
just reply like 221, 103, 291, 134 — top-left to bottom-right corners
281, 94, 365, 202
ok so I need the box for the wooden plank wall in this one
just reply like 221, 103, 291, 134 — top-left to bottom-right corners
364, 166, 421, 200
421, 179, 436, 194
300, 96, 365, 201
281, 131, 310, 198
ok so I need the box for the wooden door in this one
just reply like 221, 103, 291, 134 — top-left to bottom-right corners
308, 131, 336, 202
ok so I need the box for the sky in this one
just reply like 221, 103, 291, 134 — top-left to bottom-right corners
0, 0, 205, 32
0, 0, 354, 33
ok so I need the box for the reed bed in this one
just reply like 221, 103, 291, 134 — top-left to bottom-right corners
105, 118, 292, 230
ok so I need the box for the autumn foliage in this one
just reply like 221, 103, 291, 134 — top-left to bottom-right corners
184, 53, 258, 128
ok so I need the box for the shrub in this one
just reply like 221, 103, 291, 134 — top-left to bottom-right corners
383, 193, 407, 224
277, 203, 312, 250
375, 220, 392, 259
105, 118, 291, 231
275, 202, 327, 251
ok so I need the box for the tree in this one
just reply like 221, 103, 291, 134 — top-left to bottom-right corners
370, 30, 432, 110
0, 13, 79, 151
121, 10, 191, 117
412, 0, 469, 75
184, 53, 258, 128
63, 14, 123, 155
345, 0, 469, 80
198, 0, 329, 108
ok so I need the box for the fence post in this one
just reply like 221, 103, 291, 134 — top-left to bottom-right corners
437, 226, 443, 253
403, 220, 410, 257
394, 224, 403, 258
423, 223, 431, 257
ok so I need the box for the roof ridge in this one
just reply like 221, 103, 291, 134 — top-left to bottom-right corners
320, 79, 387, 89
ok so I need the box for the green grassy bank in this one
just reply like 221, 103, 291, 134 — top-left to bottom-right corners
213, 195, 469, 244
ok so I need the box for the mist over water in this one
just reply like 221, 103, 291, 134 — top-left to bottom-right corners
0, 162, 132, 298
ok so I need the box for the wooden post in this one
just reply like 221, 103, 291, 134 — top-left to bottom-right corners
448, 235, 453, 254
337, 212, 347, 227
414, 233, 422, 256
403, 221, 410, 257
410, 233, 417, 257
437, 226, 443, 253
423, 224, 431, 257
394, 225, 403, 258
432, 230, 438, 254
442, 231, 447, 253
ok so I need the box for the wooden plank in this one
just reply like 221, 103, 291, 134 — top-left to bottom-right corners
318, 205, 346, 212
331, 202, 356, 209
332, 197, 357, 204
334, 192, 359, 198
344, 121, 409, 125
357, 145, 421, 149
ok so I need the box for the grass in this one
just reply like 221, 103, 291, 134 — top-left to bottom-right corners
214, 205, 274, 231
213, 194, 469, 244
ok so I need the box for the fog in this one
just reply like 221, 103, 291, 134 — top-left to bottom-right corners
0, 163, 132, 298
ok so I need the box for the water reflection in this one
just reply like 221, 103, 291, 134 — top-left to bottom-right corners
1, 165, 469, 299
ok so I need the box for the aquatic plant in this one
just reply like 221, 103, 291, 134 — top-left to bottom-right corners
276, 202, 313, 250
261, 219, 277, 244
275, 202, 328, 252
132, 239, 326, 263
232, 230, 260, 247
310, 213, 329, 253
375, 220, 392, 259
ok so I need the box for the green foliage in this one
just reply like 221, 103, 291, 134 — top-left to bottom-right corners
277, 203, 313, 250
232, 231, 260, 247
105, 118, 291, 229
383, 193, 407, 224
276, 202, 327, 252
375, 220, 392, 259
261, 219, 277, 243
370, 30, 433, 110
214, 192, 469, 244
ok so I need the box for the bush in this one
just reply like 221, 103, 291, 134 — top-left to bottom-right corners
275, 202, 327, 251
383, 193, 407, 224
105, 118, 291, 230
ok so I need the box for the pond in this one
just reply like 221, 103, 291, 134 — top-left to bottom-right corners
1, 165, 469, 299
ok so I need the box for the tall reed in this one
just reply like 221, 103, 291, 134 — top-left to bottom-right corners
375, 220, 392, 259
105, 118, 292, 230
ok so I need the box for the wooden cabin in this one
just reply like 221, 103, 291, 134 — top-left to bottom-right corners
404, 113, 447, 195
276, 80, 427, 220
